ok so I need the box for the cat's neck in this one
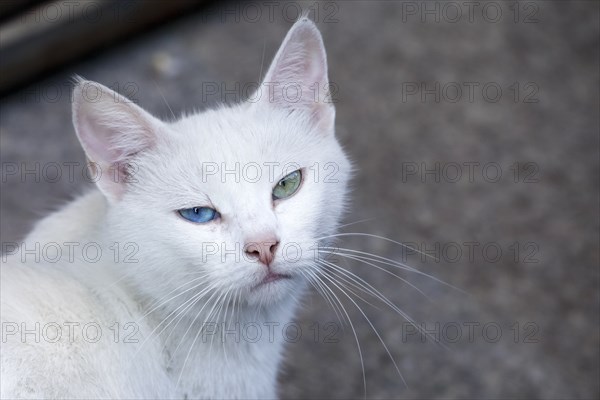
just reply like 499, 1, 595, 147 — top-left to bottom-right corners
156, 295, 299, 398
26, 189, 108, 245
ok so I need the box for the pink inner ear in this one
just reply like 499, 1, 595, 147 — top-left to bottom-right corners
77, 112, 125, 164
74, 84, 158, 167
289, 26, 328, 82
260, 19, 331, 109
72, 80, 162, 201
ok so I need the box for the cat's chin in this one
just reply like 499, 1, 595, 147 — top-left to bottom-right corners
245, 274, 299, 307
252, 272, 292, 290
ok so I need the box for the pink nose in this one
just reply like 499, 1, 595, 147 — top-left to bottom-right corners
245, 237, 279, 266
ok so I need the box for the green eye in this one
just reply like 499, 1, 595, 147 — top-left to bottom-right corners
273, 170, 302, 200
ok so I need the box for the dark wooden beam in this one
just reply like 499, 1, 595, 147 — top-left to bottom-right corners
0, 0, 210, 96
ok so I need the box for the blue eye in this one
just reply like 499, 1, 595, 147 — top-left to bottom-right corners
178, 207, 219, 223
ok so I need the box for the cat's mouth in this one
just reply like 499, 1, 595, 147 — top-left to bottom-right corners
252, 272, 292, 290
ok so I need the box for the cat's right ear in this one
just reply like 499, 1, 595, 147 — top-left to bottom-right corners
254, 18, 335, 133
72, 78, 165, 203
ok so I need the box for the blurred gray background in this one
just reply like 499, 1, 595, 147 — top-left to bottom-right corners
1, 1, 598, 399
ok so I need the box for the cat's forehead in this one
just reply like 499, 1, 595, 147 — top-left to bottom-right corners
137, 104, 336, 205
167, 105, 324, 164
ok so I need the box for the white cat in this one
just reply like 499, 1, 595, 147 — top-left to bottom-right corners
1, 18, 351, 399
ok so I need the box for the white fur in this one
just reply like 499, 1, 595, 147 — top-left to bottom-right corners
1, 18, 350, 399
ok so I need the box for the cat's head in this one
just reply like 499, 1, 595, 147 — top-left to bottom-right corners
72, 18, 351, 309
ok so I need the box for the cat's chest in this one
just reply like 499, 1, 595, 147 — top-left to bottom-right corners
161, 331, 282, 399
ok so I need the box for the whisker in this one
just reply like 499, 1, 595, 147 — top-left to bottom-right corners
217, 288, 236, 364
299, 268, 347, 328
305, 269, 368, 399
257, 40, 267, 84
129, 282, 216, 364
315, 260, 398, 316
161, 285, 219, 353
317, 232, 438, 262
316, 270, 408, 388
319, 249, 433, 301
318, 265, 389, 311
207, 287, 234, 361
319, 247, 468, 296
314, 259, 449, 351
153, 79, 176, 120
171, 288, 222, 381
319, 268, 384, 311
139, 274, 212, 322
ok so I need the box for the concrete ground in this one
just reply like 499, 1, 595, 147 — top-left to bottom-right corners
1, 1, 598, 399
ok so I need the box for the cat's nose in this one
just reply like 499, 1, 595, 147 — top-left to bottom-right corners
245, 236, 279, 267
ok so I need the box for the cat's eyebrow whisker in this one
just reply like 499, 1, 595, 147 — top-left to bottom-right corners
153, 79, 176, 120
319, 247, 468, 296
316, 232, 439, 262
304, 269, 368, 399
316, 270, 408, 389
318, 249, 433, 301
257, 39, 267, 84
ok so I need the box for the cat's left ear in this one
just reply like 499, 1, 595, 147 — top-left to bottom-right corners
256, 17, 334, 133
71, 78, 165, 202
